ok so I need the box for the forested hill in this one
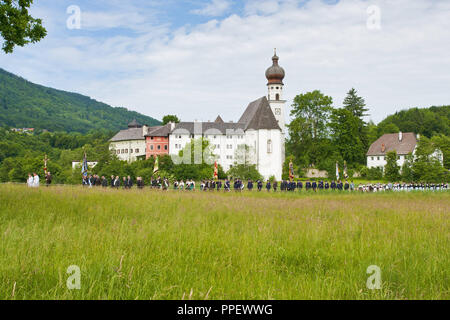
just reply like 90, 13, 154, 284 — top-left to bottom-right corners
375, 105, 450, 138
0, 68, 161, 133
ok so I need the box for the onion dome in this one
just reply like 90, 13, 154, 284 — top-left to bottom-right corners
265, 49, 285, 85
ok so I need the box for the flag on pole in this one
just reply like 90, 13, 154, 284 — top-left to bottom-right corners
214, 161, 218, 179
153, 156, 159, 174
81, 152, 88, 177
289, 160, 294, 181
336, 162, 340, 181
43, 154, 49, 175
344, 161, 349, 180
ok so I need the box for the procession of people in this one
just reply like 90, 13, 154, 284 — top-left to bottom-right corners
79, 175, 449, 193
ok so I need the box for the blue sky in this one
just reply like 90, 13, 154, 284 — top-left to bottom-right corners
1, 0, 449, 124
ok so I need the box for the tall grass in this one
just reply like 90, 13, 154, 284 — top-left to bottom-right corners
0, 184, 448, 300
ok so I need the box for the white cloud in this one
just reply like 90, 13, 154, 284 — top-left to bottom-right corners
191, 0, 232, 17
1, 0, 449, 125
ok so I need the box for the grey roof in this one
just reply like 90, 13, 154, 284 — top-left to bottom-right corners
238, 96, 281, 130
110, 127, 145, 142
172, 122, 245, 135
128, 119, 142, 128
146, 124, 172, 137
367, 133, 417, 156
215, 116, 225, 124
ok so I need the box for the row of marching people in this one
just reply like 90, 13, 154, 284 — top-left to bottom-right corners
82, 175, 448, 193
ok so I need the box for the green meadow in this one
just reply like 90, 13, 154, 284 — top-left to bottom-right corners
0, 184, 448, 300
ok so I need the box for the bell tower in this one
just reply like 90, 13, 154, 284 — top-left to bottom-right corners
265, 49, 286, 163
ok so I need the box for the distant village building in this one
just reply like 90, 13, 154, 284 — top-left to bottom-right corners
109, 52, 287, 179
109, 120, 148, 162
11, 128, 34, 134
367, 132, 443, 170
145, 123, 173, 159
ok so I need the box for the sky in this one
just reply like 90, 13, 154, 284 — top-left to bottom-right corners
0, 0, 449, 124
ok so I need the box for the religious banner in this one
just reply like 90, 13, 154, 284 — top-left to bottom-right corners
336, 162, 340, 181
344, 161, 349, 180
43, 154, 49, 175
153, 156, 159, 174
214, 161, 218, 180
81, 153, 88, 177
289, 160, 294, 181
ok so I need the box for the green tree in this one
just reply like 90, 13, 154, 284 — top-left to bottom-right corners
385, 151, 400, 182
401, 153, 414, 182
227, 164, 262, 181
287, 90, 333, 167
329, 108, 366, 165
412, 137, 446, 182
162, 115, 180, 125
342, 88, 370, 152
0, 0, 47, 53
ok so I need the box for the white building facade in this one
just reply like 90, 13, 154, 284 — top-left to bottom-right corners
109, 120, 148, 162
168, 52, 286, 180
367, 132, 444, 170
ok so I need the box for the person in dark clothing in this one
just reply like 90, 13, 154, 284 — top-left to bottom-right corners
45, 172, 52, 187
266, 181, 271, 192
325, 181, 329, 190
101, 176, 108, 188
312, 181, 317, 192
114, 176, 120, 188
257, 180, 263, 192
110, 175, 115, 188
127, 176, 133, 189
331, 181, 336, 190
305, 181, 311, 191
273, 181, 278, 192
297, 181, 303, 192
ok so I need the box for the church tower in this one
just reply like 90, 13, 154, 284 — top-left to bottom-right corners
266, 49, 286, 164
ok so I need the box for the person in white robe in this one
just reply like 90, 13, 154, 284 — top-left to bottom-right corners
27, 174, 34, 187
32, 173, 40, 187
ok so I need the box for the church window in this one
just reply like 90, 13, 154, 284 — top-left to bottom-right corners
125, 149, 128, 154
158, 145, 161, 150
136, 149, 139, 153
276, 94, 280, 101
130, 149, 133, 153
267, 140, 273, 154
151, 145, 154, 150
164, 145, 168, 151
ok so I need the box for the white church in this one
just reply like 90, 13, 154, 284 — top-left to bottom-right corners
110, 51, 287, 180
169, 51, 286, 180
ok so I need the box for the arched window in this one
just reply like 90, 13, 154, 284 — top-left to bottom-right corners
267, 139, 273, 154
276, 93, 280, 101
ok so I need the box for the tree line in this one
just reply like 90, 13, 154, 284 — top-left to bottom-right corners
285, 88, 449, 180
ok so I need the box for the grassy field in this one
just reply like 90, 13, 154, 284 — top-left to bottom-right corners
0, 184, 448, 300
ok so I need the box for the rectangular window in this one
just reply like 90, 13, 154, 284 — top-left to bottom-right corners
136, 149, 139, 153
130, 149, 133, 153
